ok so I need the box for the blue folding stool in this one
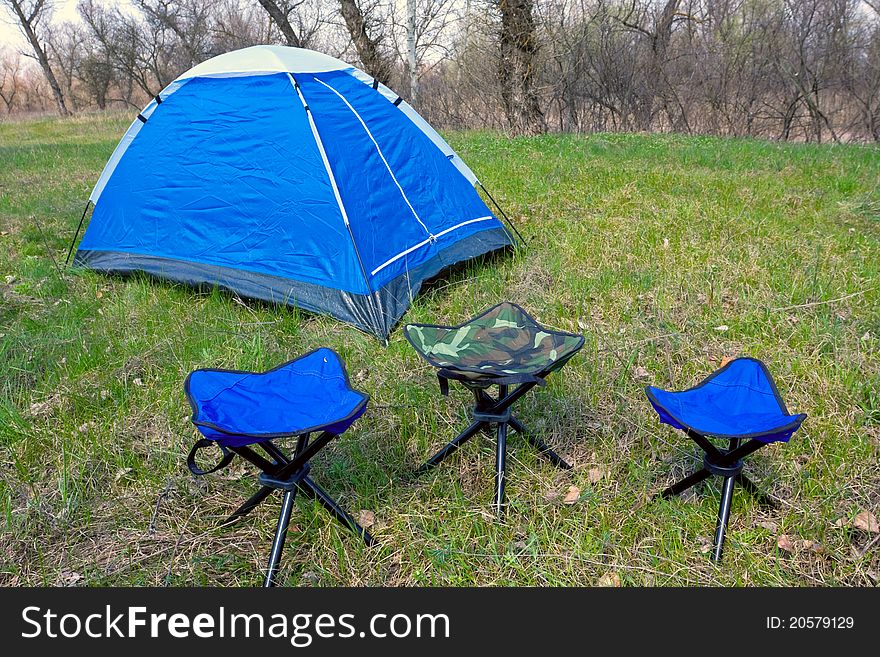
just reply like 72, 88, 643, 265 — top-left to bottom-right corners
645, 357, 806, 562
185, 348, 374, 586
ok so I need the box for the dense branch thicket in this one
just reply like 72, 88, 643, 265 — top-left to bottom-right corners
2, 0, 880, 142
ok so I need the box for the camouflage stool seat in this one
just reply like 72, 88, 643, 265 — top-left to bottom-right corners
405, 302, 584, 517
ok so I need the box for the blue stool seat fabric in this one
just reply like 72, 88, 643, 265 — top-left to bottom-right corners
645, 357, 806, 443
185, 348, 368, 447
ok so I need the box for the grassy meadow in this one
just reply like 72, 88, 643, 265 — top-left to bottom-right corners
0, 112, 878, 586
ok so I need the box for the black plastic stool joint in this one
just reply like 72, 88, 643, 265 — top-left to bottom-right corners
703, 454, 744, 477
473, 407, 511, 423
258, 463, 311, 491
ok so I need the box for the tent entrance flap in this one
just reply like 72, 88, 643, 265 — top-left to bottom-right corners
310, 75, 432, 239
286, 72, 382, 334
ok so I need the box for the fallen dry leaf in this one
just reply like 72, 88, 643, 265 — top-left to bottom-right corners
632, 366, 650, 380
719, 355, 735, 368
58, 571, 83, 586
777, 534, 795, 552
562, 485, 581, 505
114, 467, 132, 482
757, 520, 778, 532
588, 468, 604, 484
358, 510, 376, 528
698, 537, 713, 554
597, 572, 621, 587
300, 571, 320, 585
852, 510, 879, 533
28, 394, 60, 418
95, 289, 103, 298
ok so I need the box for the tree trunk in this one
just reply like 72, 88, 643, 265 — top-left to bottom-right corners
406, 0, 418, 105
257, 0, 302, 47
637, 0, 679, 131
7, 0, 69, 116
339, 0, 392, 85
497, 0, 545, 136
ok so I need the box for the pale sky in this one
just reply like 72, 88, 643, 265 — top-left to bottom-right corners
0, 0, 85, 51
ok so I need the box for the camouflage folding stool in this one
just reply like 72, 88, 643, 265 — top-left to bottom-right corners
405, 302, 584, 517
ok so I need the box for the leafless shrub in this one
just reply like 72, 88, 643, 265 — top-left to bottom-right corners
2, 0, 879, 142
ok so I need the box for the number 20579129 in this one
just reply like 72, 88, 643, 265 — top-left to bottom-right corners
766, 616, 854, 629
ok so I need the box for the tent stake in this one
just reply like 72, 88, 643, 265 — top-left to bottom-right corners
65, 200, 91, 265
478, 183, 527, 247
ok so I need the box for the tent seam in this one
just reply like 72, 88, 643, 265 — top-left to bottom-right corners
312, 76, 433, 240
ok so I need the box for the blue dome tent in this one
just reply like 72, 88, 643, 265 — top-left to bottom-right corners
70, 46, 516, 339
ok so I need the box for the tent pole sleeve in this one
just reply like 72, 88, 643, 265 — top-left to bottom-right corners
66, 200, 92, 265
478, 183, 527, 247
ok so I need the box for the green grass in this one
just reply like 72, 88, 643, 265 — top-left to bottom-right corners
1, 112, 878, 586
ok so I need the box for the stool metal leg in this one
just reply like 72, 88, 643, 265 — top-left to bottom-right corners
713, 475, 737, 562
654, 432, 779, 563
224, 486, 274, 525
494, 422, 508, 517
711, 436, 742, 562
659, 467, 712, 499
223, 443, 291, 525
299, 476, 376, 547
264, 488, 297, 587
417, 379, 562, 518
736, 474, 779, 509
416, 419, 486, 474
508, 415, 571, 469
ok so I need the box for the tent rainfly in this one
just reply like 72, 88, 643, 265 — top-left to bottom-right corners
71, 45, 515, 339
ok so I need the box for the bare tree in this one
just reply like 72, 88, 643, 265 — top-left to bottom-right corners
3, 0, 880, 143
390, 0, 462, 104
2, 0, 69, 115
0, 47, 23, 113
496, 0, 546, 135
339, 0, 393, 84
78, 0, 171, 101
46, 19, 84, 111
212, 0, 276, 51
134, 0, 214, 69
845, 2, 880, 139
407, 0, 417, 103
257, 0, 305, 46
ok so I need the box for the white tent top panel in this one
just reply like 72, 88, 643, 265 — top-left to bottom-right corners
178, 45, 351, 79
